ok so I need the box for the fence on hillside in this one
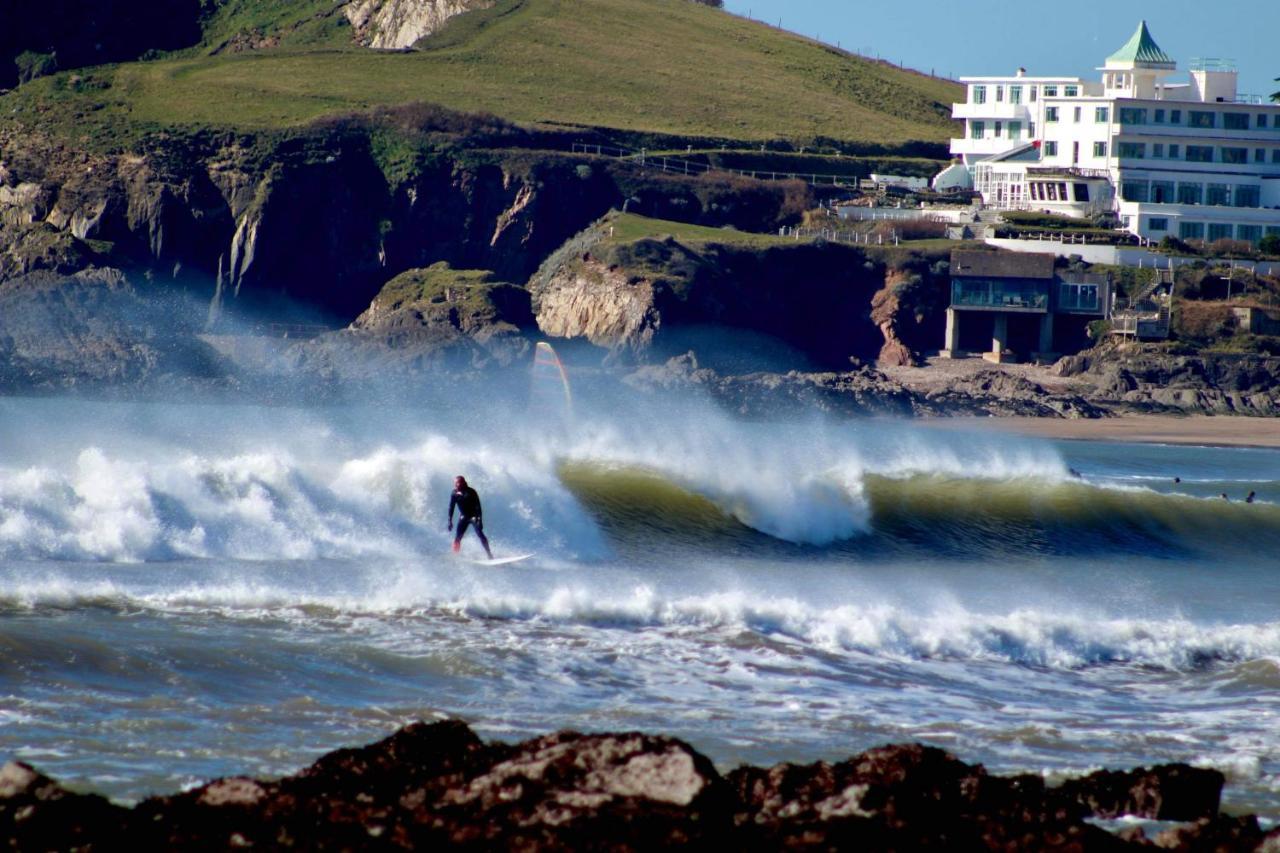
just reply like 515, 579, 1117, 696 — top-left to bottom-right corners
569, 143, 862, 187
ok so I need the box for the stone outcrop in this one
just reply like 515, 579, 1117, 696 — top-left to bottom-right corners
1, 720, 1270, 850
286, 262, 536, 375
926, 368, 1110, 418
530, 233, 926, 370
0, 268, 228, 392
1057, 347, 1280, 415
343, 0, 494, 49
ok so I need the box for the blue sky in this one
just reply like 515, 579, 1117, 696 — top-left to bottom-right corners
721, 0, 1279, 100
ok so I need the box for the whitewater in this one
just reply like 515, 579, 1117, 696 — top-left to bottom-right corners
0, 389, 1278, 817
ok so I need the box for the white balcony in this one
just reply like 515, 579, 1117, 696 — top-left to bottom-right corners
951, 137, 1033, 158
953, 102, 1036, 121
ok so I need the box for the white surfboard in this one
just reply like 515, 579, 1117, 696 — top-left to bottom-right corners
465, 553, 534, 567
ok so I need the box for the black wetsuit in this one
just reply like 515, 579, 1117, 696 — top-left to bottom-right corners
449, 486, 491, 556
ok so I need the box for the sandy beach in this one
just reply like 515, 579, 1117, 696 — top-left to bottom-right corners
922, 414, 1280, 448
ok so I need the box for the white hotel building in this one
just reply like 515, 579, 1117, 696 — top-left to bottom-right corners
948, 21, 1280, 245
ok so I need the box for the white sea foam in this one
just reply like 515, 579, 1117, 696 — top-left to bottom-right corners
0, 395, 1077, 559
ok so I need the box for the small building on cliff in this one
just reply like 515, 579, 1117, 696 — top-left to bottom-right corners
942, 250, 1110, 362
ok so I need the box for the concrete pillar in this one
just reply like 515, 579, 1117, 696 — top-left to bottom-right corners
991, 314, 1008, 356
1038, 313, 1054, 354
944, 308, 959, 355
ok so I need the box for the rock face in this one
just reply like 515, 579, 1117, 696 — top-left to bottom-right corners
1, 720, 1270, 850
1057, 347, 1280, 416
0, 268, 227, 392
343, 0, 494, 49
531, 233, 924, 370
287, 262, 536, 375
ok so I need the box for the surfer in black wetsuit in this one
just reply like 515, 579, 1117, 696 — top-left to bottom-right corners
448, 475, 493, 558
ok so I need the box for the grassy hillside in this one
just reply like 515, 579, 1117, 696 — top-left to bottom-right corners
4, 0, 960, 147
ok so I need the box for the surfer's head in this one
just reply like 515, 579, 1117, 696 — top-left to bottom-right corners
454, 475, 467, 489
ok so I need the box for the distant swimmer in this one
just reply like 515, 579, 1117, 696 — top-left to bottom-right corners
448, 475, 493, 559
1247, 491, 1257, 504
1173, 477, 1181, 484
1220, 493, 1229, 501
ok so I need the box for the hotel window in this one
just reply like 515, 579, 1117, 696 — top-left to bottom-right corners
1208, 223, 1233, 241
1151, 181, 1175, 203
1235, 185, 1261, 208
995, 121, 1003, 138
1168, 144, 1180, 159
971, 121, 985, 139
1046, 106, 1059, 123
1118, 108, 1147, 125
1224, 113, 1250, 130
1064, 85, 1079, 96
1043, 85, 1058, 97
1093, 141, 1107, 157
1148, 218, 1169, 232
1170, 110, 1182, 124
1238, 225, 1262, 244
1152, 143, 1165, 158
973, 85, 987, 104
1259, 114, 1270, 128
1180, 222, 1205, 240
1273, 150, 1280, 164
1154, 109, 1166, 123
1095, 106, 1109, 122
995, 85, 1004, 102
1008, 120, 1022, 139
1010, 86, 1022, 105
1189, 111, 1216, 128
1257, 149, 1268, 163
1186, 145, 1214, 162
1222, 147, 1248, 164
1074, 183, 1090, 201
1177, 183, 1203, 205
1118, 142, 1145, 159
1074, 106, 1082, 123
1268, 227, 1280, 238
1123, 181, 1149, 202
1207, 184, 1231, 206
1043, 140, 1058, 156
1029, 86, 1038, 102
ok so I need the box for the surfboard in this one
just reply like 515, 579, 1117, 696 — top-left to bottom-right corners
465, 553, 534, 567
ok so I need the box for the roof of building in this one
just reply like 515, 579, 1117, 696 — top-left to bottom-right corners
1106, 21, 1176, 70
980, 143, 1042, 164
951, 250, 1055, 280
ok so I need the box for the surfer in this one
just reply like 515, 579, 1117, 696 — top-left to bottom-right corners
448, 475, 493, 559
1247, 491, 1257, 504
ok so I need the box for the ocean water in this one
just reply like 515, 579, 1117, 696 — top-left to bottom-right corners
0, 389, 1277, 818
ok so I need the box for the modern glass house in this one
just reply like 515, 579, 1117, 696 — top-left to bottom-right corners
942, 251, 1110, 361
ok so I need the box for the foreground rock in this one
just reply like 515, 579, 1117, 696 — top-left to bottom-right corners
2, 721, 1272, 850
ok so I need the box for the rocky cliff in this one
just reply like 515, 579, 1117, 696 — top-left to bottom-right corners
530, 222, 951, 370
343, 0, 495, 49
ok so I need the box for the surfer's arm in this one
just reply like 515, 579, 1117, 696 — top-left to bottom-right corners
447, 493, 458, 529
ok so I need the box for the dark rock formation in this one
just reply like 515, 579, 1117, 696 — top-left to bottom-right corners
0, 267, 229, 392
532, 227, 952, 371
287, 262, 537, 375
2, 720, 1271, 850
926, 369, 1110, 419
625, 352, 919, 417
1055, 347, 1280, 416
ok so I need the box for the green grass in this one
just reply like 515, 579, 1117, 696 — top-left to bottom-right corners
605, 213, 794, 247
2, 0, 960, 146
